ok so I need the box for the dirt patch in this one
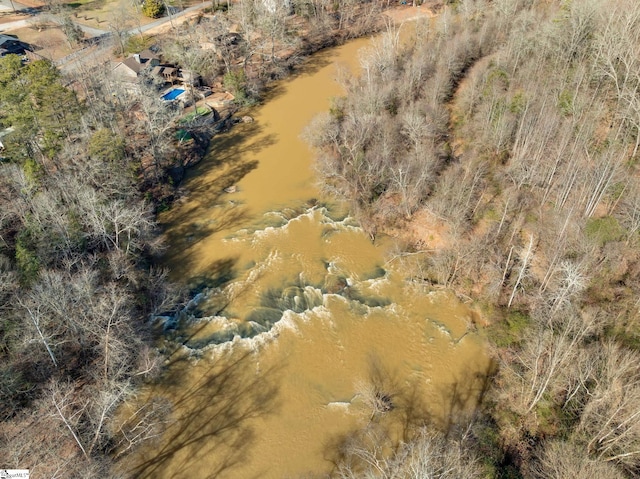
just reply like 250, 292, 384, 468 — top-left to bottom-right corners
385, 208, 452, 251
7, 25, 76, 60
382, 2, 439, 24
9, 0, 42, 7
0, 13, 25, 25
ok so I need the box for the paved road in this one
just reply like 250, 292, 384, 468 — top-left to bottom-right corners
0, 0, 35, 13
0, 18, 29, 31
0, 16, 108, 34
1, 0, 209, 73
77, 22, 108, 36
0, 0, 38, 31
56, 1, 210, 70
132, 1, 209, 35
0, 0, 209, 37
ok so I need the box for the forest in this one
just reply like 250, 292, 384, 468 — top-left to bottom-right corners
307, 0, 640, 477
0, 52, 184, 476
2, 0, 640, 477
0, 0, 389, 476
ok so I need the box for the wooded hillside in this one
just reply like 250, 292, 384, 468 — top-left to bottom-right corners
0, 0, 399, 475
307, 0, 640, 476
0, 55, 182, 476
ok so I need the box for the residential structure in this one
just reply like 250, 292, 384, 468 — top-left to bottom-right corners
112, 48, 200, 87
0, 34, 33, 57
112, 48, 161, 81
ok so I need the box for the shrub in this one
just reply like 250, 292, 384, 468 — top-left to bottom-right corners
488, 310, 531, 347
124, 35, 155, 55
15, 229, 40, 285
223, 69, 249, 105
142, 0, 165, 18
585, 216, 624, 246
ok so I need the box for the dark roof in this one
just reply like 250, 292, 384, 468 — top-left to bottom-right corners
0, 34, 32, 57
152, 65, 177, 77
139, 48, 160, 62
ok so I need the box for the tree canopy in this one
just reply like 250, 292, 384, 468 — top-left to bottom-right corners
142, 0, 165, 18
0, 57, 83, 163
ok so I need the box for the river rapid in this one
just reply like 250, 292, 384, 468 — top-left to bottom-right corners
127, 34, 491, 478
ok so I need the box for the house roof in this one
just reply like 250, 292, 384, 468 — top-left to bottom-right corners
116, 47, 161, 75
0, 34, 32, 56
151, 65, 178, 77
121, 56, 144, 74
0, 34, 18, 46
139, 48, 160, 62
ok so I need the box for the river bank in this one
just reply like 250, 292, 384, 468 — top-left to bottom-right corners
157, 3, 438, 207
121, 19, 491, 477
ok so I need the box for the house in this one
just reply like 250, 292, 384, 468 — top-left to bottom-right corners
112, 48, 197, 89
112, 48, 205, 102
151, 65, 178, 83
112, 48, 161, 81
0, 34, 33, 57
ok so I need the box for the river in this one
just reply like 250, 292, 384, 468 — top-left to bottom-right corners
125, 34, 491, 479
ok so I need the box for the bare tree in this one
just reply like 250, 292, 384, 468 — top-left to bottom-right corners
107, 1, 135, 57
533, 440, 625, 479
507, 234, 535, 308
578, 342, 640, 471
17, 296, 59, 368
334, 425, 483, 479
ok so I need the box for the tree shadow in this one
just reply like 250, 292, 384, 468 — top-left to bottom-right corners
195, 121, 277, 170
320, 355, 431, 473
127, 347, 283, 479
320, 353, 496, 476
258, 46, 341, 104
169, 121, 278, 224
13, 5, 45, 16
158, 122, 278, 278
66, 0, 107, 13
187, 257, 239, 293
437, 359, 497, 437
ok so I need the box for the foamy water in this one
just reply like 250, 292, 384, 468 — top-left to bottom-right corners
124, 32, 490, 479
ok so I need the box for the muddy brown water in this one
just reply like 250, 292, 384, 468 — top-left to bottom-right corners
126, 34, 490, 479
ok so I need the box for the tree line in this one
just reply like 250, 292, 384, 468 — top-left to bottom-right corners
307, 0, 640, 477
0, 0, 406, 475
0, 52, 183, 476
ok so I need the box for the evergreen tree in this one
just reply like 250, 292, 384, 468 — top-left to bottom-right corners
142, 0, 165, 18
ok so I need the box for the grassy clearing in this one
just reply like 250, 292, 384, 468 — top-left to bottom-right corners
9, 25, 76, 60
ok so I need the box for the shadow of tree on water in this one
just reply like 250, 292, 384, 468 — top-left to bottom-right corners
128, 348, 283, 479
318, 353, 496, 477
159, 122, 277, 278
257, 46, 343, 105
437, 360, 497, 438
198, 121, 277, 171
187, 257, 239, 295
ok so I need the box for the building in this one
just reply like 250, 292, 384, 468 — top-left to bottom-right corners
0, 34, 33, 57
112, 48, 162, 81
